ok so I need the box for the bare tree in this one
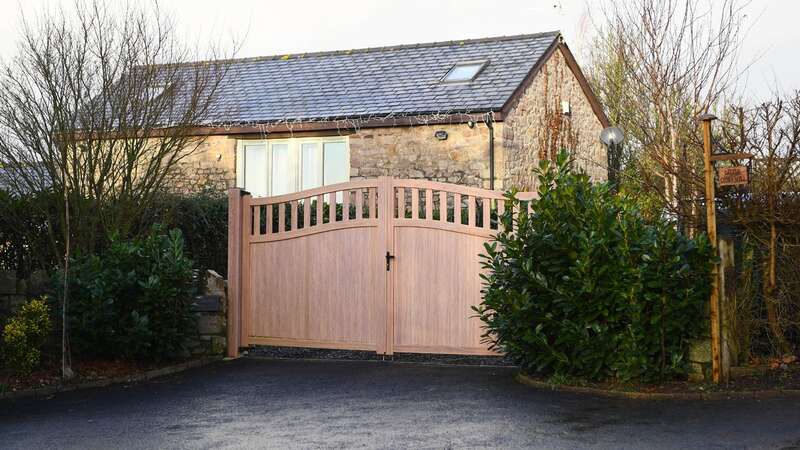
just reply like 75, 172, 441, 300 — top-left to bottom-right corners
0, 0, 234, 377
588, 0, 749, 227
724, 91, 800, 356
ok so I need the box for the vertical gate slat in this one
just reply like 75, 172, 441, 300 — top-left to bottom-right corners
482, 197, 490, 229
342, 189, 350, 221
467, 195, 475, 227
496, 199, 504, 231
453, 193, 461, 225
278, 202, 286, 233
355, 188, 364, 220
397, 187, 405, 219
316, 194, 323, 226
254, 205, 262, 236
424, 189, 433, 220
290, 200, 298, 231
368, 188, 376, 219
303, 197, 311, 229
329, 191, 337, 223
411, 188, 419, 219
266, 203, 273, 234
512, 202, 519, 232
439, 191, 447, 222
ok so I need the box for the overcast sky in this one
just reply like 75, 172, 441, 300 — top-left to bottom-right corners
0, 0, 797, 101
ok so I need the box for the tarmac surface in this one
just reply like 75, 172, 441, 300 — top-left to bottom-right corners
2, 357, 799, 449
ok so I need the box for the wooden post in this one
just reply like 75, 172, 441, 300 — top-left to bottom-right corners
719, 237, 735, 381
377, 176, 395, 356
700, 114, 722, 383
226, 188, 245, 358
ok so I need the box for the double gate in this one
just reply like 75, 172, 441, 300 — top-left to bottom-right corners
226, 177, 535, 357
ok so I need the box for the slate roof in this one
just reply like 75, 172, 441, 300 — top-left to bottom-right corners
204, 31, 560, 125
0, 165, 51, 194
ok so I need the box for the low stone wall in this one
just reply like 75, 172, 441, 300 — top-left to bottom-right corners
0, 269, 49, 320
688, 339, 713, 382
189, 270, 228, 356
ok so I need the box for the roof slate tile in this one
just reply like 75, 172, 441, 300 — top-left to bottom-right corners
200, 32, 559, 124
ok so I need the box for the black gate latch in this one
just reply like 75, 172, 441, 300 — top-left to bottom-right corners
385, 251, 395, 271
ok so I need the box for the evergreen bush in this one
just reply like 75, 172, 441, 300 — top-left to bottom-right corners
474, 151, 715, 382
63, 226, 196, 361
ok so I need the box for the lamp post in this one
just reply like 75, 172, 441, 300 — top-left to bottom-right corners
600, 126, 625, 189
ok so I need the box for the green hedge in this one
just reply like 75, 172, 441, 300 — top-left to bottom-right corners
474, 151, 715, 382
0, 190, 63, 277
142, 191, 228, 277
1, 189, 229, 279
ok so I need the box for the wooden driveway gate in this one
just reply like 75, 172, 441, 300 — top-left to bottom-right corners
226, 177, 535, 357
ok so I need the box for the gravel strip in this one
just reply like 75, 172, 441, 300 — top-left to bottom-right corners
247, 346, 517, 366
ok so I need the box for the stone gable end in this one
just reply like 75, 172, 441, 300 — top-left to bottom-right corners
501, 46, 607, 190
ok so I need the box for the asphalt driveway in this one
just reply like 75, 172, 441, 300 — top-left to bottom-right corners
1, 357, 799, 449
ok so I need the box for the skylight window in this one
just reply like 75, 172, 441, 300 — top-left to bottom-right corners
143, 84, 168, 102
441, 61, 488, 83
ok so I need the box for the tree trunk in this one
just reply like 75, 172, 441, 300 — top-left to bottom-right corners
764, 219, 790, 355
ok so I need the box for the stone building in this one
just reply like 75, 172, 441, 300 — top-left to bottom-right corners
172, 31, 609, 196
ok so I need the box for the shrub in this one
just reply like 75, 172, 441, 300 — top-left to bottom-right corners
2, 298, 51, 374
63, 226, 197, 361
474, 151, 715, 382
2, 188, 229, 279
144, 191, 228, 277
0, 189, 63, 277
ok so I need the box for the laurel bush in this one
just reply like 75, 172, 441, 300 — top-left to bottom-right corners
474, 151, 715, 382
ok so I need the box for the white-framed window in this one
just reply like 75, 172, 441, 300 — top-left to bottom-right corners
236, 137, 350, 197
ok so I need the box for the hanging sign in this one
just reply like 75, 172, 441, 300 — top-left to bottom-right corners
718, 166, 748, 186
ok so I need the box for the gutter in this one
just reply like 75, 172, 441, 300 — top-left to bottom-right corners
485, 112, 496, 190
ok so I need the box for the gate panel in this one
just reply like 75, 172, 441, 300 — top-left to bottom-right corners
389, 179, 515, 356
241, 180, 386, 352
249, 228, 382, 350
392, 227, 491, 355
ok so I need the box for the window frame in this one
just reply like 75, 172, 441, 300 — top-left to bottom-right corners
236, 136, 350, 197
440, 60, 489, 84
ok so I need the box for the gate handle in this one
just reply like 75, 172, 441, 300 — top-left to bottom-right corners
386, 251, 395, 271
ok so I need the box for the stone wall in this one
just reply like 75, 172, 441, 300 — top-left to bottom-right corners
171, 124, 498, 194
168, 135, 237, 194
0, 270, 49, 320
688, 338, 713, 382
501, 46, 607, 190
190, 270, 228, 356
349, 123, 494, 188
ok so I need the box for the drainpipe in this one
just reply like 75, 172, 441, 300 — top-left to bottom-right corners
485, 112, 495, 190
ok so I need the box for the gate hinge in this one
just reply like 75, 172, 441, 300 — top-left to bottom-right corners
385, 251, 395, 271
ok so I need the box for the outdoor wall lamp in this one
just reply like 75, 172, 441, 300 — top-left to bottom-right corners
600, 126, 625, 190
599, 126, 625, 147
